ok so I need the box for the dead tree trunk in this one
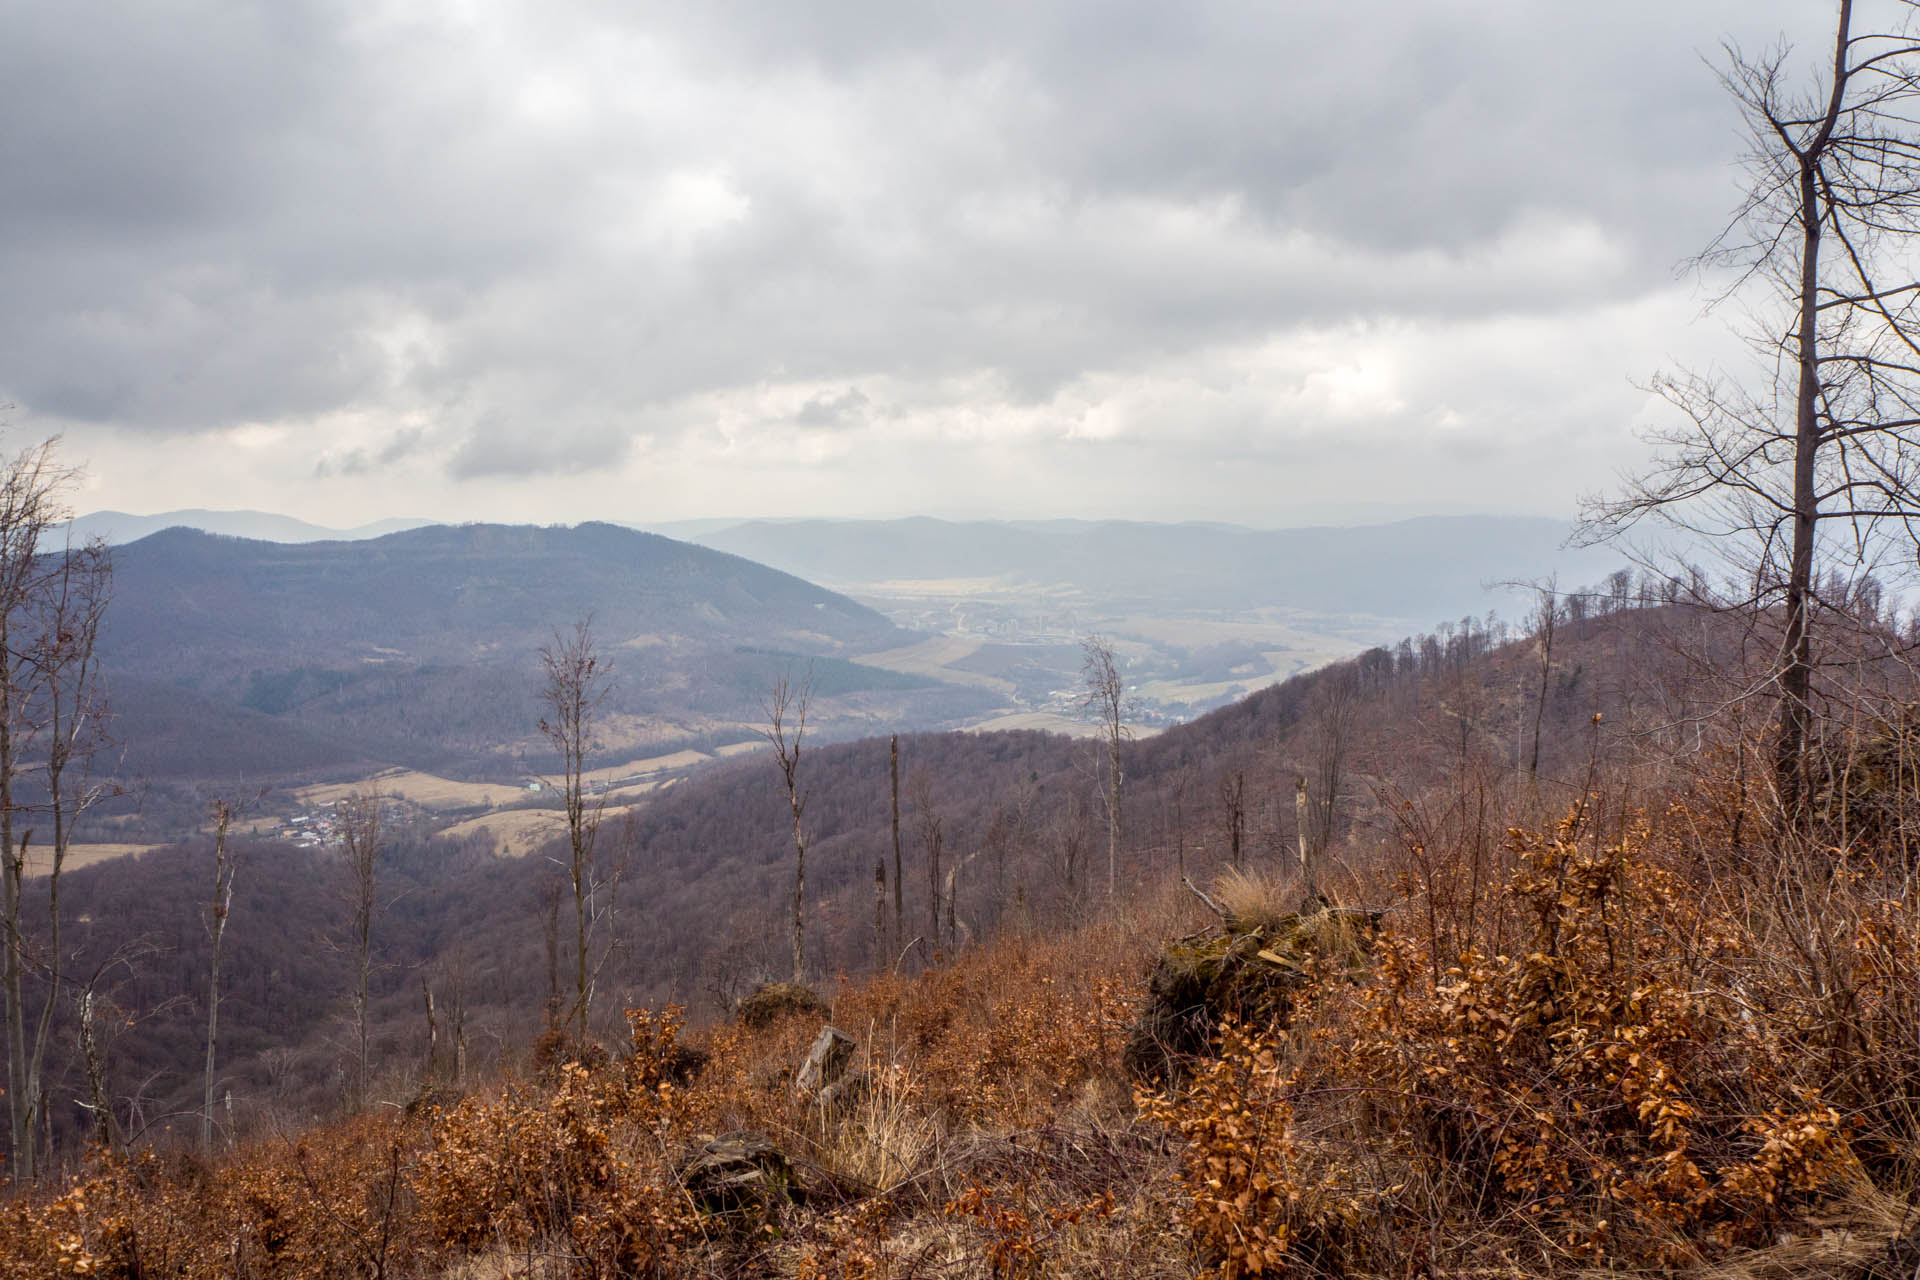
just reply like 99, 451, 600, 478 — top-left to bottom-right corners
203, 801, 236, 1154
762, 668, 812, 985
890, 735, 903, 955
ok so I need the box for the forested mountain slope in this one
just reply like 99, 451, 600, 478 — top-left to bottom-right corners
29, 591, 1761, 1151
94, 522, 996, 779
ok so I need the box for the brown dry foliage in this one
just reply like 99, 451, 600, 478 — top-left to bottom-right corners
12, 735, 1920, 1277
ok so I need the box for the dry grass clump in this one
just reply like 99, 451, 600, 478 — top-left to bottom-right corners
1210, 864, 1299, 935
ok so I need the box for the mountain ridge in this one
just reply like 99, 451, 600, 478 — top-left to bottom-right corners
62, 507, 433, 545
92, 521, 971, 784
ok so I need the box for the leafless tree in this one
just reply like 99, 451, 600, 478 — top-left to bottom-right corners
872, 856, 887, 969
762, 665, 812, 984
1081, 635, 1129, 897
889, 734, 903, 954
539, 618, 611, 1046
910, 767, 943, 955
1529, 579, 1560, 782
1217, 768, 1246, 870
421, 975, 438, 1084
0, 439, 110, 1184
1586, 1, 1920, 812
1300, 667, 1359, 902
1170, 764, 1194, 884
336, 790, 381, 1108
417, 940, 475, 1091
71, 936, 154, 1156
203, 800, 236, 1154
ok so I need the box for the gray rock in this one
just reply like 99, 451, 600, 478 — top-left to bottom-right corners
796, 1024, 856, 1096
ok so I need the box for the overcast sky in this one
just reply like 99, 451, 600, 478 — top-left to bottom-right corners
0, 0, 1851, 528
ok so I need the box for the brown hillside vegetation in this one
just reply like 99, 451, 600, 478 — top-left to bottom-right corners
14, 717, 1920, 1275
7, 596, 1893, 1167
15, 591, 1920, 1275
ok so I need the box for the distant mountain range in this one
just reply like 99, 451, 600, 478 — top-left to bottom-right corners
95, 522, 976, 784
63, 508, 433, 546
76, 511, 1640, 793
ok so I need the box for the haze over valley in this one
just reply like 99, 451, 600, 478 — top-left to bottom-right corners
71, 508, 1627, 855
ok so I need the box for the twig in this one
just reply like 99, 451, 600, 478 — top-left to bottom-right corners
1181, 876, 1231, 921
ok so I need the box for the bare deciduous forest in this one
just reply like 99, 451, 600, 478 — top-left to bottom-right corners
16, 3, 1920, 1276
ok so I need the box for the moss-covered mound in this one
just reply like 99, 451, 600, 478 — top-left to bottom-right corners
1124, 906, 1376, 1081
735, 980, 830, 1029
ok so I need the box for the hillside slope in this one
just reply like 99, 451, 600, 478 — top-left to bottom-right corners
13, 595, 1920, 1276
96, 522, 997, 779
40, 594, 1732, 1143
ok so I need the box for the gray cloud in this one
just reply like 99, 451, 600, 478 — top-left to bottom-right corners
0, 0, 1857, 512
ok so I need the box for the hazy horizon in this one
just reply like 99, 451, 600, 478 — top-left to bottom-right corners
63, 503, 1585, 542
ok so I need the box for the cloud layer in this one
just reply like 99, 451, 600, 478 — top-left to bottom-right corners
0, 0, 1840, 524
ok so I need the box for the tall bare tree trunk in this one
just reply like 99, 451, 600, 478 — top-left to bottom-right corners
3, 828, 28, 1181
422, 976, 438, 1082
762, 668, 812, 985
1082, 637, 1127, 898
78, 988, 110, 1151
890, 735, 902, 954
873, 859, 886, 968
1218, 769, 1245, 870
1530, 580, 1558, 781
1777, 73, 1834, 815
338, 791, 380, 1109
1295, 777, 1313, 900
0, 441, 100, 1184
539, 619, 610, 1047
203, 802, 235, 1154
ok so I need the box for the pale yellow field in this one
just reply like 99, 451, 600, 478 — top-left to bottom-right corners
21, 843, 160, 878
297, 768, 516, 812
574, 750, 709, 785
435, 804, 642, 858
434, 809, 568, 858
854, 636, 1016, 696
301, 749, 722, 816
713, 741, 768, 758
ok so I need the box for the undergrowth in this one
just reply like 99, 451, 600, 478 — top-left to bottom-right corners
8, 758, 1920, 1277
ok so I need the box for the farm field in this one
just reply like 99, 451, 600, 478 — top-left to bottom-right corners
20, 843, 162, 878
297, 768, 519, 812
